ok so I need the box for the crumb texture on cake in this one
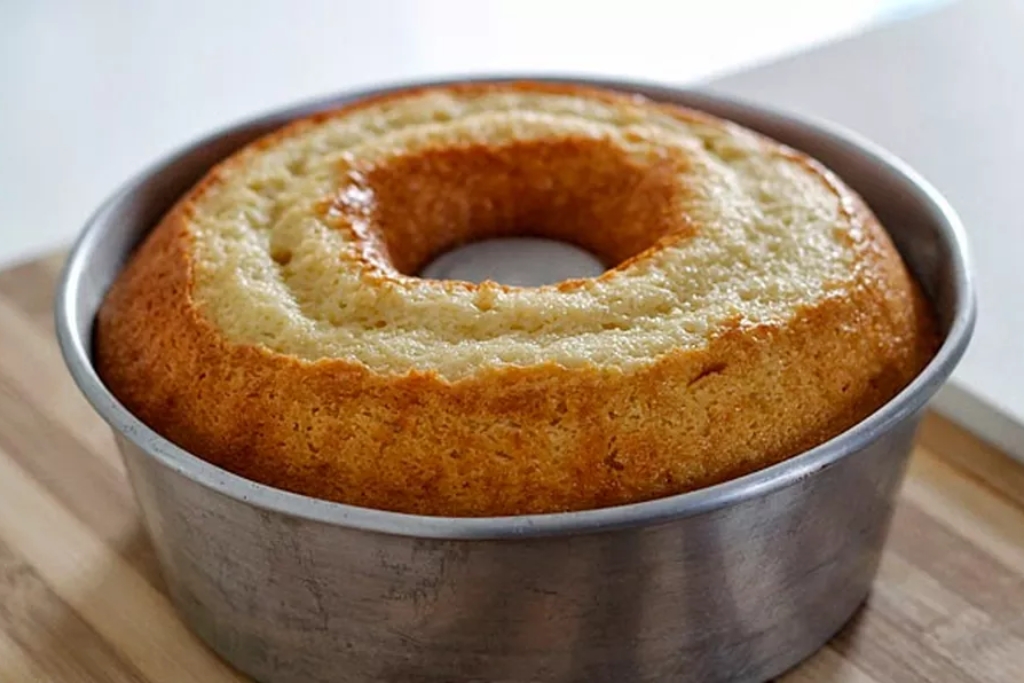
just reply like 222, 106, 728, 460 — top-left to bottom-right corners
96, 82, 937, 516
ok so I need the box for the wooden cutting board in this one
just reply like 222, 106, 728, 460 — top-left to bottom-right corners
1, 253, 1023, 683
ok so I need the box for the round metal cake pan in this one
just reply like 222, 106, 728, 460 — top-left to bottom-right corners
55, 77, 975, 683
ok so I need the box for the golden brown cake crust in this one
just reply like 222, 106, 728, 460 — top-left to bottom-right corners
95, 82, 936, 516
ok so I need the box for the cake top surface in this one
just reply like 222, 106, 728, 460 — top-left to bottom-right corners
185, 84, 863, 380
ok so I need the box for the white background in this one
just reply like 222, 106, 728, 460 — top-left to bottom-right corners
2, 0, 927, 266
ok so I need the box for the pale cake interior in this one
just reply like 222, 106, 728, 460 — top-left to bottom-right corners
189, 90, 857, 380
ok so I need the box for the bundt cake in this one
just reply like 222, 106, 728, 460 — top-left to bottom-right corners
95, 82, 936, 516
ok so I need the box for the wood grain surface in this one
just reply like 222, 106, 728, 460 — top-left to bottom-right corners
1, 252, 1022, 682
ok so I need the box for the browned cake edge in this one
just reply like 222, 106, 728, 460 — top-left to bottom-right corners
94, 82, 937, 516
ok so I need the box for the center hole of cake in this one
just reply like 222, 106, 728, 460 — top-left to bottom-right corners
418, 237, 606, 286
348, 136, 688, 281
